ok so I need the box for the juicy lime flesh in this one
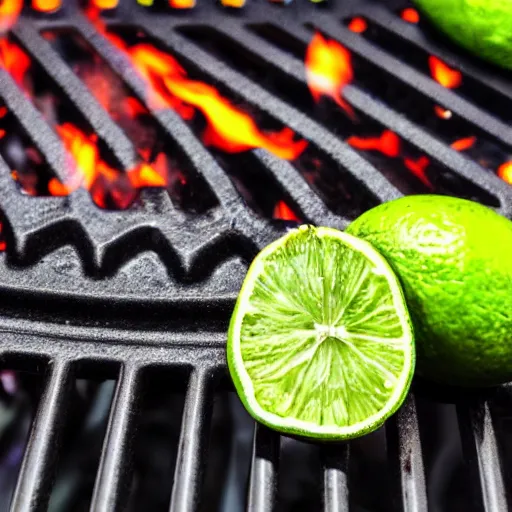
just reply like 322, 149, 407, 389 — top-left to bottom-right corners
228, 226, 414, 440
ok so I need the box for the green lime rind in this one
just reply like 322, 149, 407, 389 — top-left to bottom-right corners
227, 225, 415, 440
413, 0, 512, 70
347, 195, 512, 387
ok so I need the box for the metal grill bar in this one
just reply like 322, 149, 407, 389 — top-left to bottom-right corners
207, 22, 510, 212
170, 367, 214, 512
91, 363, 141, 512
13, 22, 137, 169
457, 400, 508, 512
363, 3, 512, 100
247, 424, 279, 512
387, 394, 428, 512
10, 359, 73, 512
150, 28, 401, 205
314, 16, 512, 148
322, 443, 350, 512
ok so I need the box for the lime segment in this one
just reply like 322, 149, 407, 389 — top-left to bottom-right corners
228, 225, 415, 440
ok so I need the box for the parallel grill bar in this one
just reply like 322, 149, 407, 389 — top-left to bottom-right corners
315, 15, 512, 148
14, 22, 137, 170
170, 367, 214, 512
10, 359, 73, 512
247, 424, 280, 512
91, 363, 141, 512
322, 443, 350, 512
386, 394, 428, 512
457, 400, 508, 512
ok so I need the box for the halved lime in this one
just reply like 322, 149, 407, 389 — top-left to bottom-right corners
227, 225, 415, 440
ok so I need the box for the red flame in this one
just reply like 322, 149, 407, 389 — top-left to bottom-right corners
347, 130, 400, 157
0, 39, 30, 89
498, 161, 512, 184
305, 32, 355, 119
0, 0, 22, 33
404, 156, 432, 188
450, 136, 476, 151
273, 200, 299, 221
434, 105, 452, 119
348, 17, 367, 34
429, 56, 462, 88
400, 8, 419, 23
32, 0, 62, 12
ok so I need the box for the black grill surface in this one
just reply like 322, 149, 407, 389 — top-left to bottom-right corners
0, 0, 511, 511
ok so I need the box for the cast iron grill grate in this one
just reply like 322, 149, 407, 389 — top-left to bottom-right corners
0, 0, 510, 510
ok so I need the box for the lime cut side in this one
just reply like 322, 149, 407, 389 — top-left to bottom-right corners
227, 226, 415, 440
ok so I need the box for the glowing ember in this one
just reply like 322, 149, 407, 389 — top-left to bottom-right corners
434, 105, 452, 119
450, 136, 476, 151
305, 32, 355, 119
404, 156, 432, 188
273, 200, 299, 221
0, 106, 7, 117
429, 56, 462, 89
32, 0, 62, 12
401, 8, 420, 23
348, 17, 368, 34
0, 0, 22, 33
497, 161, 512, 184
91, 0, 119, 9
169, 0, 195, 7
0, 39, 30, 89
347, 130, 400, 157
96, 29, 307, 159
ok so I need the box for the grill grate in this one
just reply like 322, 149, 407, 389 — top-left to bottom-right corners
0, 0, 510, 510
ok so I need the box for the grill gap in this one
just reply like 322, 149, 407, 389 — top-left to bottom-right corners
47, 374, 116, 511
0, 358, 45, 509
127, 366, 187, 511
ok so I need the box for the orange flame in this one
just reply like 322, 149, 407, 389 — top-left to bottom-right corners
404, 156, 432, 188
429, 56, 462, 88
169, 0, 195, 7
347, 130, 400, 157
497, 161, 512, 184
450, 136, 476, 151
219, 0, 245, 6
401, 8, 419, 23
434, 105, 452, 119
273, 200, 299, 221
98, 30, 307, 159
0, 0, 22, 33
32, 0, 62, 12
305, 32, 355, 119
51, 123, 169, 208
348, 17, 367, 34
0, 39, 30, 89
91, 0, 119, 9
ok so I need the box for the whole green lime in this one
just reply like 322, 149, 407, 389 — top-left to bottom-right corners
347, 195, 512, 387
413, 0, 512, 70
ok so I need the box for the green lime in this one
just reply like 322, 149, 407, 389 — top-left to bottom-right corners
227, 225, 415, 440
347, 195, 512, 387
413, 0, 512, 70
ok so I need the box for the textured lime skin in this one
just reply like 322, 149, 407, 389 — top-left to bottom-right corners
413, 0, 512, 70
347, 195, 512, 387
